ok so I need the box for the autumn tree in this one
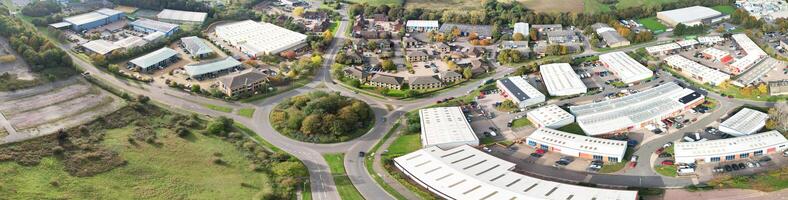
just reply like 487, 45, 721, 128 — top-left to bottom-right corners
513, 33, 525, 41
463, 67, 473, 79
292, 7, 305, 17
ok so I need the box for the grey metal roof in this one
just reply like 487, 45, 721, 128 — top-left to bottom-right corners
499, 78, 531, 101
438, 23, 493, 37
185, 57, 242, 77
408, 76, 440, 85
157, 9, 207, 23
180, 36, 214, 56
370, 74, 404, 85
130, 47, 178, 69
64, 12, 108, 26
130, 18, 179, 33
599, 31, 629, 46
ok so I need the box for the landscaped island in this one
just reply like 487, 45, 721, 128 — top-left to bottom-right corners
270, 91, 374, 143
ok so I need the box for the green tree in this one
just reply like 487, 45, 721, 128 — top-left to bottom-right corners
463, 67, 473, 79
300, 114, 323, 135
381, 59, 396, 71
191, 84, 201, 93
271, 161, 308, 178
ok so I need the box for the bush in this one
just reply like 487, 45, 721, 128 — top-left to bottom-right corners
270, 91, 374, 143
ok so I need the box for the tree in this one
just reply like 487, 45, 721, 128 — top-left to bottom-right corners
463, 67, 473, 79
757, 83, 768, 94
513, 33, 525, 41
292, 7, 305, 17
191, 84, 201, 93
280, 50, 297, 59
349, 79, 361, 88
271, 161, 307, 178
322, 30, 333, 42
300, 114, 323, 135
767, 104, 788, 133
381, 59, 396, 71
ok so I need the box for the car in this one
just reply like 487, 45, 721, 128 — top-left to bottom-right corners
628, 162, 637, 168
732, 164, 740, 170
482, 147, 492, 152
737, 163, 746, 169
784, 151, 788, 157
555, 160, 569, 166
724, 165, 732, 172
530, 153, 543, 158
489, 127, 499, 132
507, 122, 513, 127
483, 132, 491, 137
713, 167, 724, 173
747, 162, 755, 168
656, 147, 665, 154
630, 155, 639, 162
559, 156, 574, 163
760, 156, 772, 162
358, 151, 366, 157
663, 142, 673, 148
661, 160, 675, 165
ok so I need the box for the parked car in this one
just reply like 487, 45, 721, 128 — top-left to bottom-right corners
482, 147, 492, 152
358, 151, 366, 157
724, 165, 732, 172
530, 153, 543, 158
658, 153, 673, 158
628, 162, 637, 168
713, 167, 724, 173
737, 163, 746, 169
732, 164, 740, 170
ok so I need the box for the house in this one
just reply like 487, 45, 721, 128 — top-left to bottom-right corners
343, 67, 368, 83
217, 70, 269, 97
407, 51, 430, 62
379, 40, 393, 50
368, 74, 404, 89
546, 30, 578, 44
434, 43, 450, 53
307, 18, 331, 32
357, 30, 389, 39
372, 14, 388, 22
403, 37, 420, 48
409, 76, 442, 90
302, 11, 329, 20
470, 47, 487, 58
345, 50, 364, 64
470, 59, 489, 75
438, 70, 463, 83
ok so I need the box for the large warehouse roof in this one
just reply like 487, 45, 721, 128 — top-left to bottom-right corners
215, 20, 307, 56
96, 8, 123, 16
157, 9, 207, 23
82, 40, 120, 55
129, 47, 178, 69
719, 108, 769, 137
498, 76, 545, 102
599, 52, 653, 84
419, 107, 478, 149
526, 104, 574, 128
540, 63, 587, 96
657, 6, 723, 26
569, 82, 702, 136
181, 36, 214, 56
675, 130, 787, 161
184, 57, 241, 77
732, 34, 767, 57
406, 20, 439, 28
394, 145, 639, 200
130, 18, 179, 33
528, 128, 627, 159
64, 12, 108, 26
664, 55, 730, 86
735, 57, 784, 86
113, 36, 147, 49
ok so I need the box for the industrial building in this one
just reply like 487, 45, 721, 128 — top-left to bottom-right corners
598, 52, 653, 84
697, 36, 725, 45
570, 82, 704, 136
730, 33, 768, 74
497, 76, 546, 109
128, 47, 179, 73
215, 20, 308, 57
770, 80, 788, 96
513, 22, 529, 37
645, 43, 681, 55
438, 23, 493, 38
656, 6, 728, 27
674, 130, 788, 164
719, 108, 769, 137
157, 9, 208, 24
405, 20, 439, 32
418, 107, 479, 149
130, 18, 180, 36
113, 36, 147, 49
184, 57, 243, 80
393, 145, 639, 200
81, 40, 121, 56
734, 57, 785, 87
676, 39, 699, 48
701, 47, 733, 63
664, 55, 731, 86
526, 128, 627, 163
540, 63, 587, 96
591, 23, 630, 48
180, 36, 214, 58
62, 8, 125, 31
526, 104, 574, 129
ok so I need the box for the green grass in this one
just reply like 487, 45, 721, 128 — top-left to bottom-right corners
638, 17, 667, 33
707, 167, 788, 192
511, 118, 532, 128
0, 126, 274, 199
347, 0, 403, 6
237, 108, 255, 118
615, 0, 678, 9
583, 0, 612, 13
712, 5, 736, 15
323, 153, 364, 200
202, 104, 232, 113
386, 134, 421, 156
599, 148, 634, 173
557, 122, 585, 135
364, 123, 408, 200
655, 165, 677, 177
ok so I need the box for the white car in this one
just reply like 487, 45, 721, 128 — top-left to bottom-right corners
630, 155, 639, 162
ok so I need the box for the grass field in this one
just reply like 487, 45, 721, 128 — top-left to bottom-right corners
511, 118, 532, 128
203, 104, 233, 113
638, 17, 668, 33
237, 108, 255, 118
655, 165, 677, 177
582, 0, 679, 13
519, 0, 584, 13
386, 134, 421, 155
706, 167, 788, 192
0, 126, 274, 199
583, 0, 612, 14
323, 153, 364, 200
712, 5, 736, 15
349, 0, 403, 6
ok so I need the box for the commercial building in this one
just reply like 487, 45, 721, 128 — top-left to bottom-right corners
701, 47, 733, 63
157, 9, 207, 24
527, 128, 627, 163
719, 108, 769, 137
81, 40, 120, 56
676, 39, 699, 48
143, 32, 165, 42
526, 104, 574, 129
730, 33, 768, 73
113, 36, 147, 49
215, 20, 308, 57
180, 36, 214, 58
513, 22, 529, 37
62, 8, 125, 31
770, 80, 788, 96
697, 36, 725, 45
674, 130, 788, 164
546, 30, 578, 44
656, 6, 727, 27
393, 145, 639, 200
184, 57, 243, 80
129, 18, 179, 36
592, 23, 630, 48
497, 76, 546, 109
645, 43, 681, 55
539, 63, 587, 96
570, 82, 704, 136
217, 70, 269, 97
409, 76, 442, 90
734, 57, 784, 86
419, 107, 479, 149
405, 20, 439, 32
128, 47, 179, 73
598, 52, 653, 84
664, 55, 731, 86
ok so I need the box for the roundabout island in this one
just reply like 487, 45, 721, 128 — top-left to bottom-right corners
269, 91, 375, 143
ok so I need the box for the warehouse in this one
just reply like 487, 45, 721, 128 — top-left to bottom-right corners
570, 82, 704, 136
674, 130, 787, 164
81, 40, 120, 56
419, 107, 478, 149
734, 57, 784, 86
676, 39, 699, 48
526, 104, 574, 129
157, 9, 207, 24
664, 55, 731, 86
513, 22, 529, 37
438, 23, 493, 38
598, 52, 653, 84
394, 145, 639, 200
215, 20, 308, 57
113, 36, 147, 49
656, 6, 727, 27
180, 36, 214, 58
645, 43, 681, 55
405, 20, 439, 32
128, 47, 179, 73
730, 34, 768, 73
497, 76, 546, 109
184, 57, 243, 80
130, 18, 180, 36
526, 128, 627, 163
592, 23, 630, 48
697, 36, 725, 45
701, 47, 732, 63
539, 63, 587, 96
719, 108, 769, 137
62, 8, 124, 31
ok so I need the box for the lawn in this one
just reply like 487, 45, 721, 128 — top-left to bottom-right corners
655, 165, 678, 177
707, 167, 788, 192
614, 0, 678, 9
712, 5, 736, 15
511, 118, 532, 128
583, 0, 612, 14
237, 108, 255, 118
386, 134, 421, 156
599, 148, 634, 173
519, 0, 584, 13
203, 104, 232, 113
348, 0, 403, 6
557, 122, 585, 135
638, 17, 668, 33
323, 153, 364, 200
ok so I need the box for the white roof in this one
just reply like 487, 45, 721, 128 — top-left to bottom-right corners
539, 63, 587, 96
701, 47, 730, 59
498, 76, 545, 103
419, 107, 478, 149
64, 12, 108, 26
675, 130, 786, 159
697, 36, 724, 44
96, 8, 123, 16
657, 6, 723, 24
719, 108, 769, 136
157, 9, 207, 23
215, 20, 308, 55
113, 36, 147, 49
599, 52, 653, 84
180, 36, 214, 56
513, 22, 529, 36
82, 40, 120, 55
528, 128, 627, 158
526, 104, 575, 128
732, 33, 767, 57
664, 55, 730, 86
394, 145, 639, 200
569, 82, 702, 136
406, 20, 439, 28
676, 39, 698, 47
645, 43, 681, 54
736, 57, 785, 86
130, 18, 179, 33
129, 47, 178, 69
730, 54, 762, 72
143, 32, 165, 41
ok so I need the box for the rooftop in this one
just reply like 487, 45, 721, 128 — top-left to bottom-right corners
599, 52, 653, 84
526, 104, 575, 127
657, 6, 723, 24
409, 76, 441, 85
664, 55, 730, 86
82, 40, 120, 55
64, 12, 108, 26
675, 130, 786, 158
130, 18, 179, 33
645, 43, 681, 54
180, 36, 214, 56
215, 20, 307, 55
157, 9, 208, 23
219, 70, 269, 90
184, 57, 242, 77
732, 34, 767, 57
528, 128, 627, 158
438, 23, 493, 37
735, 57, 784, 86
719, 108, 769, 136
498, 76, 545, 102
129, 47, 178, 69
406, 20, 439, 27
419, 107, 478, 149
539, 63, 587, 96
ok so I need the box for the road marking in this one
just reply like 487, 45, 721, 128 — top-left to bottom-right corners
0, 112, 17, 135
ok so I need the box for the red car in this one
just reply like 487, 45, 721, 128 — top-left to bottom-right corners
535, 149, 546, 154
655, 147, 664, 154
628, 162, 637, 168
661, 160, 675, 165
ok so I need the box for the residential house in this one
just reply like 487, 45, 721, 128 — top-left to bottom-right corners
438, 70, 463, 83
470, 47, 487, 58
409, 76, 442, 90
470, 59, 489, 75
434, 43, 450, 53
403, 37, 420, 48
345, 50, 364, 64
407, 51, 430, 62
217, 70, 269, 97
368, 74, 404, 89
302, 11, 329, 20
372, 14, 388, 22
343, 67, 368, 83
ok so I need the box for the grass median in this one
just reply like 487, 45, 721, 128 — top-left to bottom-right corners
323, 153, 364, 200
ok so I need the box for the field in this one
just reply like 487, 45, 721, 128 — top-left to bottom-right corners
237, 108, 255, 118
583, 0, 679, 13
712, 5, 736, 15
583, 0, 612, 14
323, 153, 364, 200
386, 134, 421, 156
350, 0, 402, 6
638, 17, 668, 33
511, 118, 532, 128
518, 0, 584, 13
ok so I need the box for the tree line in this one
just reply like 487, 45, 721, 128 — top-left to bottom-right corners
21, 0, 61, 17
0, 12, 74, 77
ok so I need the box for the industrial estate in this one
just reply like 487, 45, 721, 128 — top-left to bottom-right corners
0, 0, 786, 200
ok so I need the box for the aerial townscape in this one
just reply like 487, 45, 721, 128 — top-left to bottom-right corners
1, 0, 788, 199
